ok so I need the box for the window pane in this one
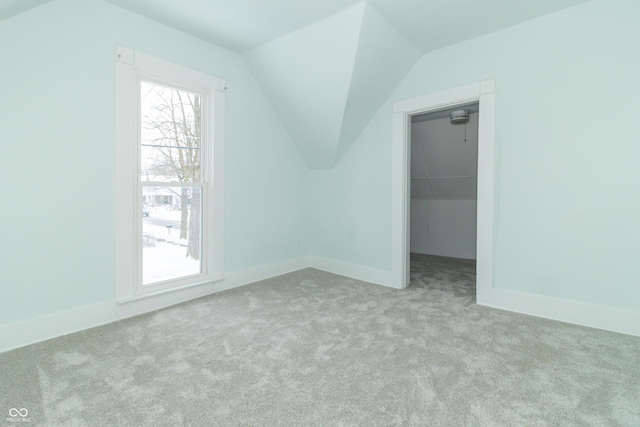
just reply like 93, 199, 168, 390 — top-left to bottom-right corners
142, 186, 202, 285
140, 81, 202, 183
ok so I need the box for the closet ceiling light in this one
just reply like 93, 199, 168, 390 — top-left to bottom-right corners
450, 109, 470, 124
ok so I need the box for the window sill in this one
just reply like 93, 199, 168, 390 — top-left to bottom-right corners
116, 275, 225, 305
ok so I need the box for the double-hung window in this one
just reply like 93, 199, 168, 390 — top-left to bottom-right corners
115, 47, 225, 301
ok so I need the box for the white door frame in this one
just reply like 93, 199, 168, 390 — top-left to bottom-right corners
390, 79, 496, 303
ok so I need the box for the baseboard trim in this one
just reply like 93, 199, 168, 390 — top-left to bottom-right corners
309, 255, 395, 288
0, 301, 116, 355
115, 282, 217, 320
4, 256, 637, 353
478, 287, 640, 337
308, 256, 640, 337
0, 256, 310, 354
218, 256, 310, 292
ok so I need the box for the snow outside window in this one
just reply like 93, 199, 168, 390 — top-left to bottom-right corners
140, 81, 204, 285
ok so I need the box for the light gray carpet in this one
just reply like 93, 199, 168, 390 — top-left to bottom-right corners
1, 254, 639, 426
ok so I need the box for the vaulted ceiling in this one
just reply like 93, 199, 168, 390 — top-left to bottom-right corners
0, 0, 50, 22
1, 0, 590, 168
243, 3, 420, 167
101, 0, 589, 54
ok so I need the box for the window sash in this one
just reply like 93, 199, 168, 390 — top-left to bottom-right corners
137, 78, 209, 291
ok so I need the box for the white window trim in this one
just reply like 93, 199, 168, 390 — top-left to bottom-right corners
115, 46, 225, 303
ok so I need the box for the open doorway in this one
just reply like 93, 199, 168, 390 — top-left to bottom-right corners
410, 104, 479, 260
390, 80, 496, 305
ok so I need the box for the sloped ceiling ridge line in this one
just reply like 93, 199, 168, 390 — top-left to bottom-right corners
244, 2, 419, 169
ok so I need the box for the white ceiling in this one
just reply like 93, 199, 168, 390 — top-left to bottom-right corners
0, 0, 589, 52
97, 0, 587, 168
0, 0, 49, 22
0, 0, 590, 169
243, 2, 421, 168
100, 0, 588, 53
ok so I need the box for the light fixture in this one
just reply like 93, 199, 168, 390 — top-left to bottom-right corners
450, 109, 470, 124
450, 109, 470, 143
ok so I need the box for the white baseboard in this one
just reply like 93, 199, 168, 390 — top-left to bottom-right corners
219, 256, 310, 291
0, 301, 116, 355
115, 281, 217, 320
0, 256, 310, 354
309, 255, 395, 287
478, 287, 640, 337
309, 256, 640, 337
4, 256, 637, 354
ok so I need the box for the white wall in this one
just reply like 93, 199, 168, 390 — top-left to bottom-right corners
2, 0, 640, 348
0, 0, 308, 327
411, 199, 477, 259
307, 0, 640, 316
